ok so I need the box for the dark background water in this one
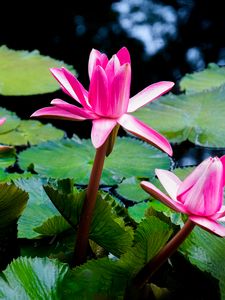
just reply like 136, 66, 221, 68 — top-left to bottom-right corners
1, 0, 225, 166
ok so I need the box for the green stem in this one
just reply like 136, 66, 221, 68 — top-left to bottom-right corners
72, 138, 109, 267
133, 219, 195, 289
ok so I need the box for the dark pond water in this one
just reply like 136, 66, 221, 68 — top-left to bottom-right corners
1, 0, 225, 167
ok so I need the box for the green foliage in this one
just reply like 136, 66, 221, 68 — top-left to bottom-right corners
180, 226, 225, 300
15, 177, 60, 239
45, 184, 133, 257
0, 146, 16, 168
63, 217, 173, 299
118, 216, 173, 276
0, 257, 69, 299
0, 119, 64, 146
133, 82, 225, 148
0, 183, 28, 270
0, 45, 75, 95
64, 257, 128, 299
0, 183, 28, 228
0, 107, 20, 133
18, 136, 171, 185
180, 63, 225, 93
116, 177, 149, 202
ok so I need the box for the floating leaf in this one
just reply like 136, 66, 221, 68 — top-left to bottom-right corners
0, 170, 32, 183
18, 136, 171, 185
0, 257, 69, 299
0, 106, 20, 134
133, 85, 225, 147
0, 120, 64, 146
0, 45, 75, 95
128, 202, 150, 223
0, 146, 16, 168
180, 63, 225, 93
116, 177, 149, 203
180, 226, 225, 300
16, 177, 60, 239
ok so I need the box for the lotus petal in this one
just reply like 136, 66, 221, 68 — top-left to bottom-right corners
128, 81, 174, 113
118, 114, 173, 156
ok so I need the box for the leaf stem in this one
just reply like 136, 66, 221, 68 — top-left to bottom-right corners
132, 219, 195, 289
72, 138, 109, 267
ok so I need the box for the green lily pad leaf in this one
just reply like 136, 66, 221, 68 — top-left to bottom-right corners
45, 185, 133, 257
18, 136, 171, 185
0, 257, 69, 299
128, 202, 150, 223
0, 146, 16, 168
0, 106, 20, 134
180, 226, 225, 300
116, 177, 150, 203
0, 120, 64, 146
133, 85, 225, 147
0, 170, 32, 183
180, 63, 225, 94
0, 45, 75, 95
16, 177, 60, 239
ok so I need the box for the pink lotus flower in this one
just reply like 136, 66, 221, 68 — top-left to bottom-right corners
141, 156, 225, 237
31, 47, 173, 155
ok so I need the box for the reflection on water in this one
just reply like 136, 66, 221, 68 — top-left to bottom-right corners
112, 0, 177, 56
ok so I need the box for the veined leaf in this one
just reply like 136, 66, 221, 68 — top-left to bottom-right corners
0, 257, 69, 299
133, 85, 225, 147
0, 146, 16, 168
16, 177, 60, 239
0, 183, 28, 269
180, 63, 225, 93
45, 185, 133, 257
118, 216, 173, 277
0, 183, 28, 228
64, 257, 128, 299
180, 226, 225, 300
0, 106, 20, 134
116, 177, 149, 203
18, 136, 171, 185
0, 45, 75, 95
0, 120, 64, 146
63, 217, 173, 299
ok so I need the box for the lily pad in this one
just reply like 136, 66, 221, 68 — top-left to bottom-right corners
0, 146, 16, 168
180, 226, 225, 300
0, 45, 75, 95
180, 63, 225, 93
116, 177, 149, 203
0, 106, 20, 134
0, 120, 64, 146
133, 85, 225, 147
18, 136, 171, 186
